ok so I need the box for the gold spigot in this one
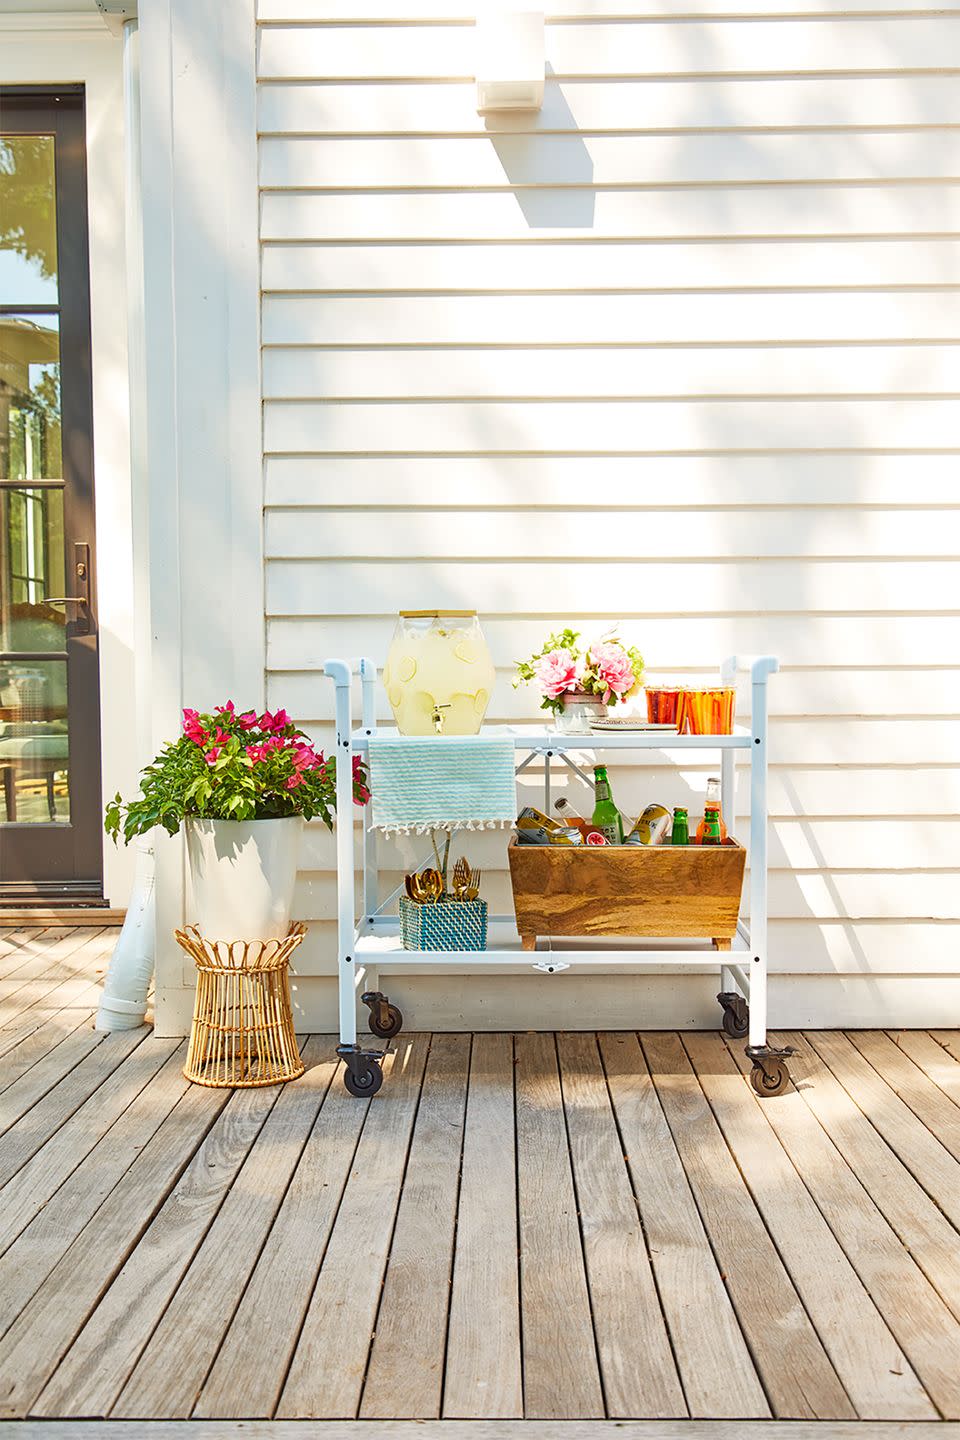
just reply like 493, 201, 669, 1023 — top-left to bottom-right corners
431, 703, 451, 733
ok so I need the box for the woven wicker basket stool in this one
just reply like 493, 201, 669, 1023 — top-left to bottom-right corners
177, 922, 306, 1087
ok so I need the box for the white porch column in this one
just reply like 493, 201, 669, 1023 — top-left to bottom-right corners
137, 0, 263, 1034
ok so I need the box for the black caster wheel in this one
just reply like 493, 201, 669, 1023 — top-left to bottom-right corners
343, 1057, 383, 1098
337, 1042, 385, 1098
750, 1059, 790, 1098
717, 991, 749, 1040
362, 990, 403, 1040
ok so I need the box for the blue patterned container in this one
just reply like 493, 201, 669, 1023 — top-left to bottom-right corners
400, 895, 488, 951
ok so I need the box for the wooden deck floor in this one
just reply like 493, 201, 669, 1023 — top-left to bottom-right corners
3, 928, 960, 1426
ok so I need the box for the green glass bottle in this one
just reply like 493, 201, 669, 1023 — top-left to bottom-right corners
670, 806, 689, 846
592, 765, 623, 845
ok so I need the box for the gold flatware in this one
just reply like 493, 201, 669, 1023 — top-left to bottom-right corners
464, 869, 482, 902
406, 868, 443, 905
452, 856, 470, 900
419, 868, 443, 903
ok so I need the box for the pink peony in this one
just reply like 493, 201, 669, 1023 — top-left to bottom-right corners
532, 648, 579, 701
589, 641, 634, 704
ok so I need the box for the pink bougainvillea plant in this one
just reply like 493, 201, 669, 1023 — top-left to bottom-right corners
105, 701, 370, 844
514, 628, 644, 715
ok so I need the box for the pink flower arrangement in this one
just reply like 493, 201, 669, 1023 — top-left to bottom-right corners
532, 648, 581, 700
589, 640, 635, 704
515, 628, 643, 714
105, 701, 371, 844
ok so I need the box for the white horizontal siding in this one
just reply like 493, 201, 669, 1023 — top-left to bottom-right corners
262, 187, 960, 240
263, 345, 960, 398
259, 1, 960, 17
263, 293, 960, 345
264, 454, 960, 505
272, 613, 960, 670
258, 77, 960, 134
263, 399, 960, 452
258, 19, 960, 79
258, 5, 960, 1027
265, 509, 960, 559
262, 241, 960, 292
260, 132, 960, 187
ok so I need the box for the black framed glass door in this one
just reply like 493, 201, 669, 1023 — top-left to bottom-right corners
0, 89, 102, 900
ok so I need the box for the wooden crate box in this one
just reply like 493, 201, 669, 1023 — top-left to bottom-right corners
507, 836, 746, 950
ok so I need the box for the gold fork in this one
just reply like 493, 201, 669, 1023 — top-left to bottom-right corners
464, 868, 482, 901
452, 855, 470, 900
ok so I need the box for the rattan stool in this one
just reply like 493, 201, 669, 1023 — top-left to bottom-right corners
177, 923, 306, 1087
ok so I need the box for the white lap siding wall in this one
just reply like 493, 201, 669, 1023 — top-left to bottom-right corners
256, 0, 960, 1030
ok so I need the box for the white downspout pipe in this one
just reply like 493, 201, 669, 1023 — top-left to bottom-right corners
97, 15, 155, 1031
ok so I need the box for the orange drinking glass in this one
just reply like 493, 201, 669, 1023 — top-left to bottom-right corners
645, 687, 682, 727
679, 687, 735, 735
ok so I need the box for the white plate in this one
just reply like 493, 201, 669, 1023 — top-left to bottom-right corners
589, 719, 679, 733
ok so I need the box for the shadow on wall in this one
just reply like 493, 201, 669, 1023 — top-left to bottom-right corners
486, 65, 595, 228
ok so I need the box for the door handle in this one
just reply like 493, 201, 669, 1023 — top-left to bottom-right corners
47, 544, 91, 635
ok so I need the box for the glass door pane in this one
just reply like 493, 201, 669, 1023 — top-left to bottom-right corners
0, 95, 99, 895
0, 133, 58, 305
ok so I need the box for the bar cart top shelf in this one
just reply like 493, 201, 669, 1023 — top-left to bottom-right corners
349, 724, 754, 750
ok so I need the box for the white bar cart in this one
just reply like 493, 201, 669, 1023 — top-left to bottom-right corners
324, 654, 793, 1099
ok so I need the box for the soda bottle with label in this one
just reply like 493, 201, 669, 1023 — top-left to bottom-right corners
591, 765, 624, 845
700, 804, 722, 846
695, 776, 728, 843
670, 806, 689, 845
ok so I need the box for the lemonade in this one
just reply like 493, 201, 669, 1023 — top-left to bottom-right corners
383, 611, 496, 735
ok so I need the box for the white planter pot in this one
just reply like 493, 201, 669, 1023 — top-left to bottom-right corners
185, 817, 302, 940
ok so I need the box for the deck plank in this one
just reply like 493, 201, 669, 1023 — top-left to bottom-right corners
0, 1044, 188, 1340
113, 1036, 337, 1419
515, 1030, 605, 1421
0, 973, 107, 1034
847, 1030, 960, 1159
557, 1032, 686, 1420
0, 1033, 178, 1263
33, 1078, 285, 1418
442, 1032, 522, 1421
692, 1033, 940, 1419
932, 1031, 960, 1069
808, 1029, 960, 1231
0, 1008, 97, 1095
645, 1032, 853, 1420
748, 1032, 960, 1417
0, 928, 100, 986
276, 1035, 430, 1419
891, 1031, 960, 1109
194, 1045, 370, 1419
780, 1032, 960, 1328
360, 1034, 470, 1420
0, 927, 107, 996
0, 930, 48, 979
0, 1028, 147, 1190
599, 1032, 768, 1420
0, 1080, 230, 1418
0, 1022, 104, 1134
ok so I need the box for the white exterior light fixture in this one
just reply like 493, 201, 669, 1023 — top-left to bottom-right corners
475, 9, 545, 113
